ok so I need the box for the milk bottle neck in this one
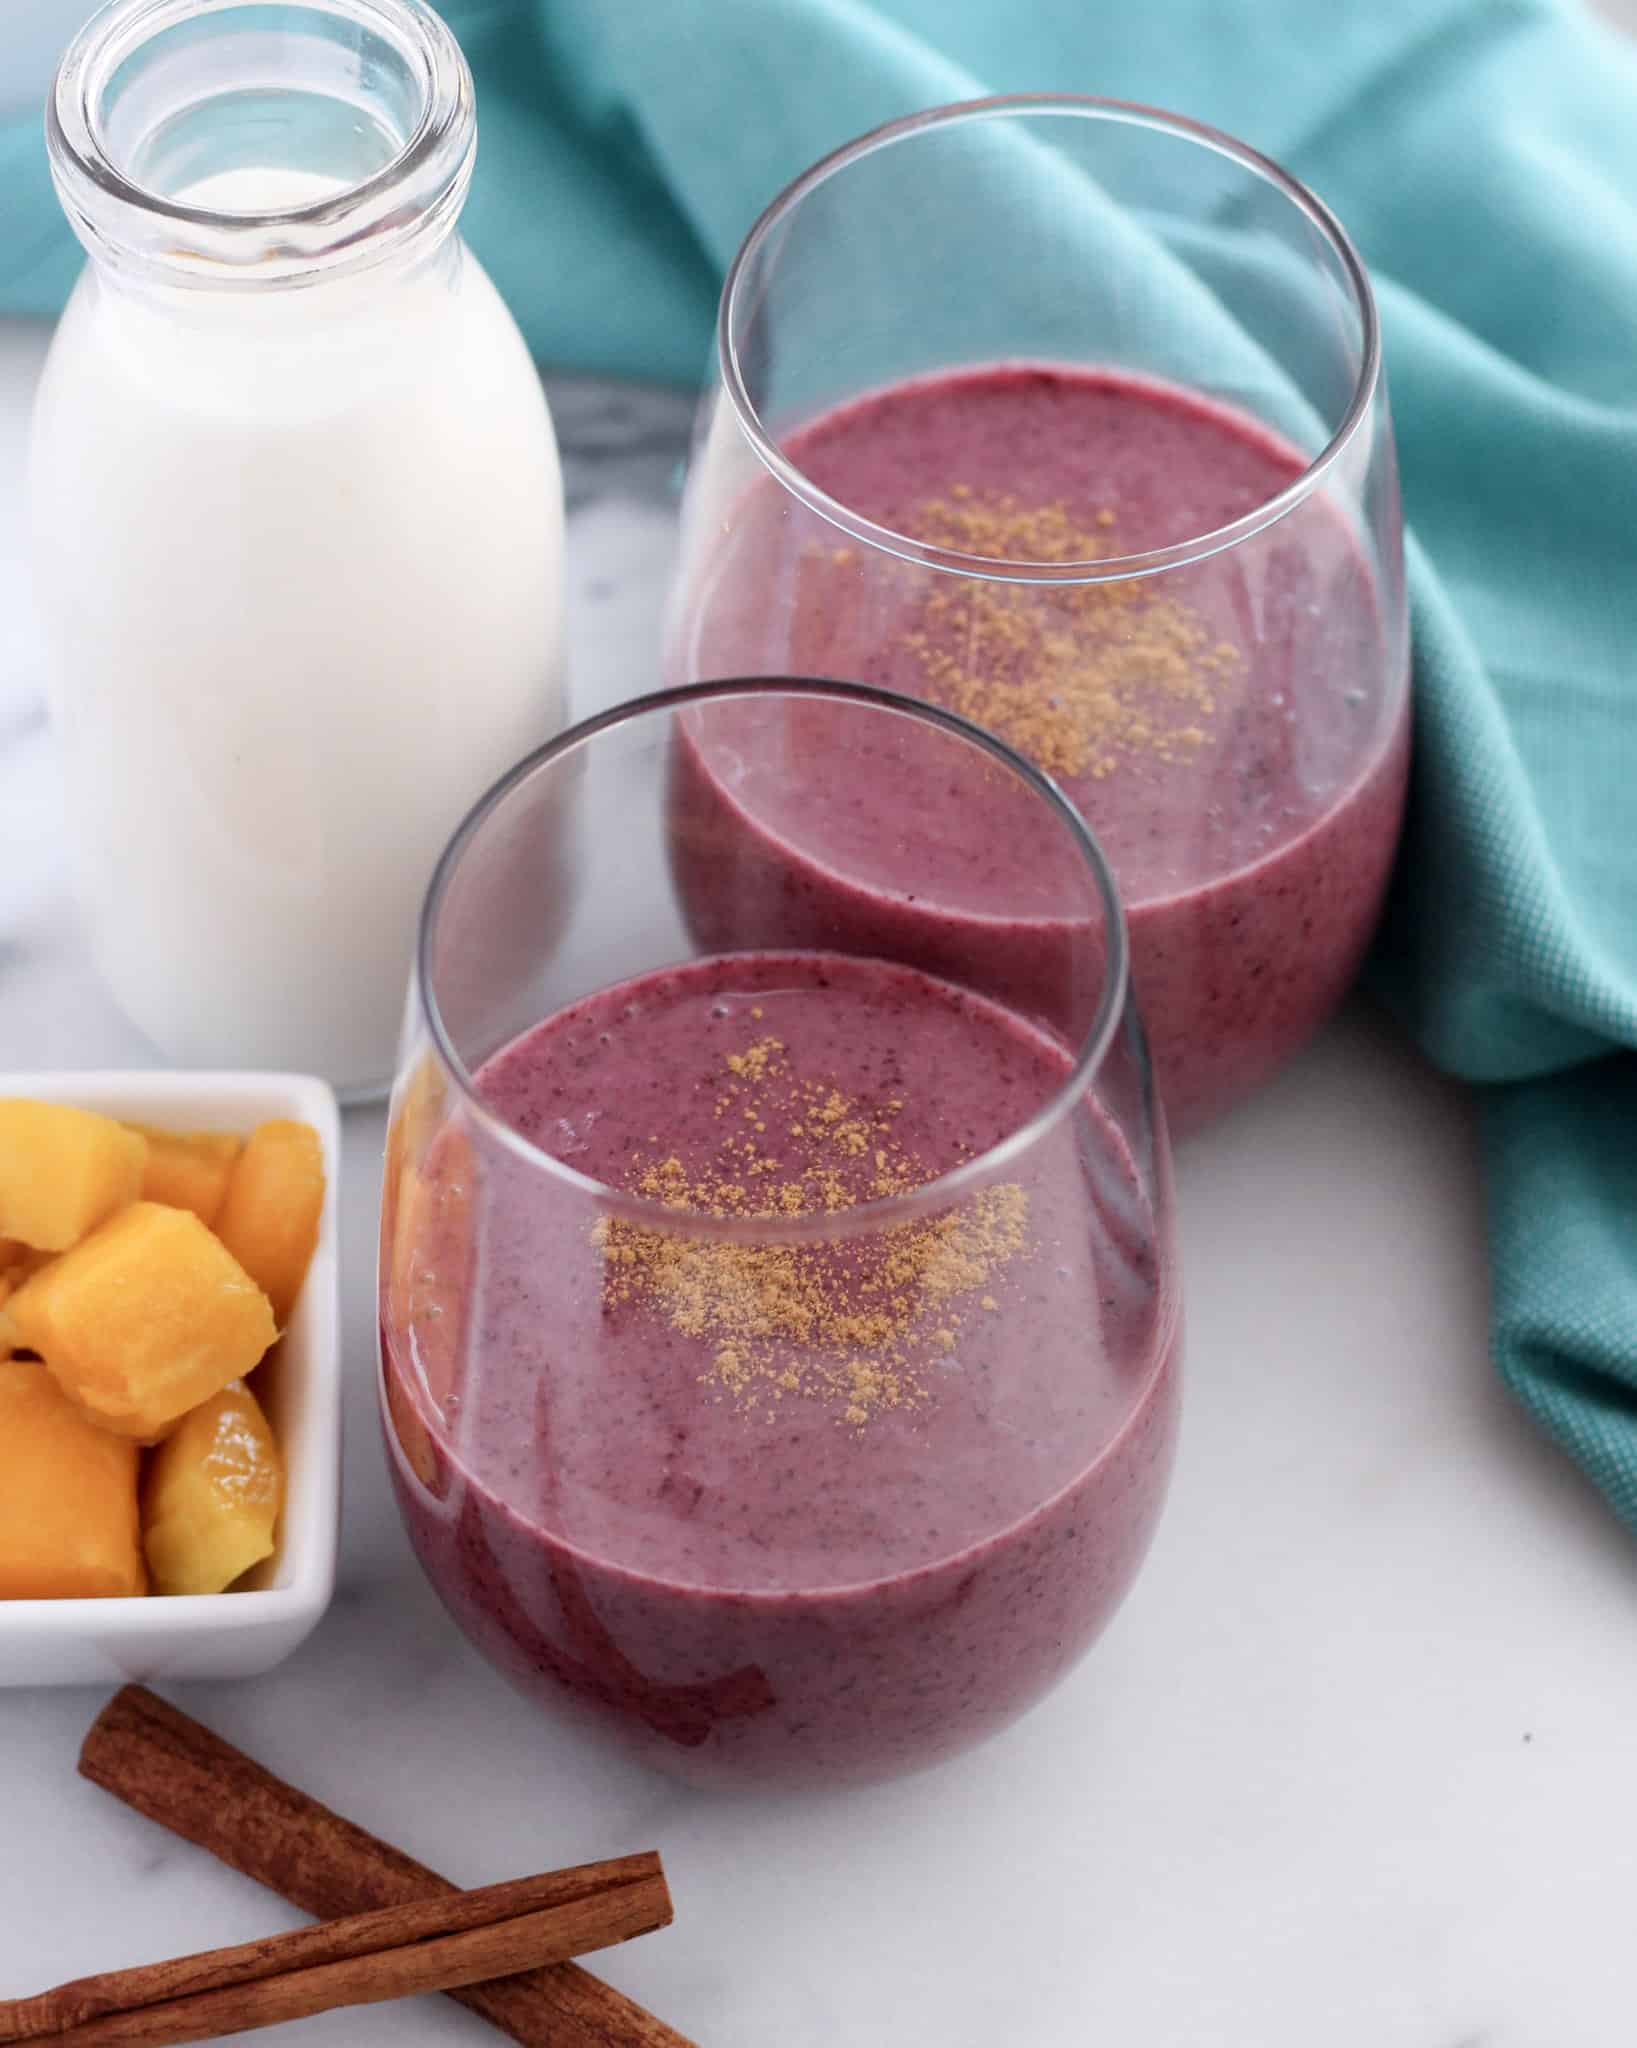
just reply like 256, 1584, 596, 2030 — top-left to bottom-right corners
47, 0, 475, 299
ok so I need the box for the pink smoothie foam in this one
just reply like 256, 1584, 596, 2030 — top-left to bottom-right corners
674, 364, 1410, 1133
382, 951, 1179, 1786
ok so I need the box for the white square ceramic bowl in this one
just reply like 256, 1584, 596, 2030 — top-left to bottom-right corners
1, 1072, 341, 1687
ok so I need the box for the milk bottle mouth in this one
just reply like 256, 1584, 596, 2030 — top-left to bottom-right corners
47, 0, 474, 289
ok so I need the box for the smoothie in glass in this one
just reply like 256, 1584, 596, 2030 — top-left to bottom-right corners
383, 949, 1179, 1786
674, 364, 1409, 1133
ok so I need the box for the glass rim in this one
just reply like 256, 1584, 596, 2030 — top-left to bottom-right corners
415, 676, 1135, 1247
718, 91, 1384, 584
46, 0, 474, 288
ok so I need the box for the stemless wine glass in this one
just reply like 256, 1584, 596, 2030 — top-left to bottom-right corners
380, 680, 1181, 1789
668, 96, 1410, 1137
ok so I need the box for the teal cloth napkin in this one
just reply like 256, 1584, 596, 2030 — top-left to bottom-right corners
4, 0, 1635, 1530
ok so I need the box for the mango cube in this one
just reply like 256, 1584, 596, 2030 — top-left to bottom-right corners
128, 1125, 243, 1228
142, 1379, 284, 1595
214, 1120, 325, 1327
9, 1202, 276, 1439
0, 1251, 26, 1316
0, 1099, 146, 1252
1, 1241, 52, 1283
1, 1244, 53, 1351
0, 1359, 145, 1598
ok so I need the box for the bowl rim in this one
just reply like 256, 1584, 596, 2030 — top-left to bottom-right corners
0, 1069, 340, 1640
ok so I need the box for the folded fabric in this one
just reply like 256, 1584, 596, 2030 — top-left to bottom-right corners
2, 0, 1634, 1531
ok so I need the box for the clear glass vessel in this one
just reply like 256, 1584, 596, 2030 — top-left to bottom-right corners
668, 95, 1410, 1136
31, 0, 566, 1095
381, 680, 1182, 1787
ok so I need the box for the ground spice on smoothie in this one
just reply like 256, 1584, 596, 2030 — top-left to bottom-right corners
881, 492, 1243, 781
594, 1034, 1031, 1427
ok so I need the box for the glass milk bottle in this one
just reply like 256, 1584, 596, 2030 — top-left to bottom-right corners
30, 0, 566, 1095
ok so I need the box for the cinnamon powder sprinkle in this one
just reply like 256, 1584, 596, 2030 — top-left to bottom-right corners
592, 1034, 1030, 1427
885, 493, 1241, 782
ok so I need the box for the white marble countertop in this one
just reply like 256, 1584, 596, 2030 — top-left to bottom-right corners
1, 311, 1633, 2048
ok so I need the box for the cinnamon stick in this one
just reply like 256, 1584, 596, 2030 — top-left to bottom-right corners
77, 1687, 695, 2048
0, 1865, 670, 2048
0, 1860, 667, 2045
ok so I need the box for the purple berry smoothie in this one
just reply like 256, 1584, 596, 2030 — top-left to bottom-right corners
671, 364, 1410, 1134
381, 951, 1179, 1787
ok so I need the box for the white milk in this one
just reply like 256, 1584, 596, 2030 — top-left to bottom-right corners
30, 164, 565, 1092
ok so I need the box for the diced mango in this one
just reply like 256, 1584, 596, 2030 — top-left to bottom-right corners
1, 1245, 54, 1346
142, 1379, 284, 1595
0, 1359, 145, 1597
127, 1125, 243, 1228
214, 1120, 325, 1327
9, 1202, 276, 1439
0, 1100, 146, 1252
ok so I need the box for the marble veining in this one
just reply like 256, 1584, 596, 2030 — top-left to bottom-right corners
548, 374, 696, 515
